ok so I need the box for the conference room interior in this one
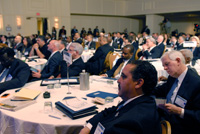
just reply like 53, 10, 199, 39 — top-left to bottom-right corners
0, 0, 200, 134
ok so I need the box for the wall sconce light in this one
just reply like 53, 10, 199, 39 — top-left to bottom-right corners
16, 16, 21, 29
54, 17, 59, 29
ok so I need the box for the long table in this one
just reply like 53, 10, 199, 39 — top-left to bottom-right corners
0, 76, 121, 134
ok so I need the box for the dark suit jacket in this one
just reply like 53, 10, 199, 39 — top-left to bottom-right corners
106, 58, 132, 77
60, 57, 85, 77
193, 47, 200, 61
88, 95, 161, 134
138, 46, 162, 59
74, 38, 83, 44
13, 42, 23, 52
86, 41, 96, 49
41, 51, 63, 79
154, 69, 200, 134
59, 29, 66, 37
176, 43, 184, 50
116, 38, 123, 48
86, 44, 114, 75
0, 59, 30, 93
157, 43, 165, 57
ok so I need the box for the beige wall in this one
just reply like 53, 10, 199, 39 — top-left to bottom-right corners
0, 0, 71, 36
71, 15, 140, 34
0, 0, 200, 36
125, 0, 200, 15
70, 0, 125, 16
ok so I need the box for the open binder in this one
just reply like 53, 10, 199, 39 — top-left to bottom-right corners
55, 97, 98, 119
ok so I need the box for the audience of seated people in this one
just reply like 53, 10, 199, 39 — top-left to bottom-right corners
80, 60, 161, 134
138, 37, 163, 59
29, 35, 51, 59
30, 40, 62, 80
1, 26, 200, 134
59, 43, 85, 78
101, 44, 134, 79
154, 50, 200, 134
85, 36, 114, 75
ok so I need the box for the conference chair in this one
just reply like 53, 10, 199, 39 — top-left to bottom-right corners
160, 120, 171, 134
135, 48, 141, 60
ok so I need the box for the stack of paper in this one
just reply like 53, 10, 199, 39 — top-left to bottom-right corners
55, 97, 98, 119
11, 88, 41, 101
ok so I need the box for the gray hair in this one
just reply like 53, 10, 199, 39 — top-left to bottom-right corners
180, 49, 193, 60
161, 50, 185, 64
53, 40, 60, 49
70, 43, 83, 55
147, 37, 156, 44
61, 40, 67, 47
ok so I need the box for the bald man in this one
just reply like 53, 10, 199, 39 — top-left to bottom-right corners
31, 40, 63, 80
13, 35, 23, 52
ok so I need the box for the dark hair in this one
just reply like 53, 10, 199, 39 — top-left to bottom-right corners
24, 36, 32, 48
0, 47, 15, 58
37, 35, 46, 43
129, 60, 157, 95
61, 40, 67, 47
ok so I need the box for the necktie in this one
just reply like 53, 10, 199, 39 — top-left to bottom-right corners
166, 79, 179, 103
0, 68, 9, 82
113, 61, 125, 77
116, 101, 124, 111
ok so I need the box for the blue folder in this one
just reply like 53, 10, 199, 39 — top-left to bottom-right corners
86, 91, 118, 99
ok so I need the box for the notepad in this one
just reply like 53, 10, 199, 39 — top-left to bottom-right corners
11, 88, 41, 101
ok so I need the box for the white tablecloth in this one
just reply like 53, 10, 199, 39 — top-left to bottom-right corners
26, 58, 47, 70
0, 76, 121, 134
81, 50, 95, 63
149, 59, 169, 78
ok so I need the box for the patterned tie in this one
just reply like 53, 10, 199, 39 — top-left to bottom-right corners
113, 61, 125, 77
166, 79, 179, 103
0, 68, 9, 82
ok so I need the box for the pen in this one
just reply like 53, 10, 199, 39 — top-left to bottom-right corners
48, 115, 61, 120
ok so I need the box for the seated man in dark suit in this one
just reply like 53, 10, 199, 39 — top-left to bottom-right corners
73, 33, 83, 44
176, 36, 185, 50
29, 35, 51, 59
31, 40, 62, 80
13, 35, 23, 53
156, 35, 165, 57
86, 34, 96, 49
0, 47, 30, 93
154, 50, 200, 134
138, 37, 162, 59
59, 43, 85, 77
86, 37, 114, 75
58, 40, 67, 56
80, 60, 161, 134
101, 44, 134, 79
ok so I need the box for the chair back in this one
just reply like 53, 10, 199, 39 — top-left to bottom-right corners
161, 120, 171, 134
95, 42, 100, 50
135, 48, 141, 60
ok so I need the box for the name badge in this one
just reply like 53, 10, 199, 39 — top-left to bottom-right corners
94, 122, 105, 134
24, 51, 28, 56
174, 95, 187, 108
117, 41, 120, 44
